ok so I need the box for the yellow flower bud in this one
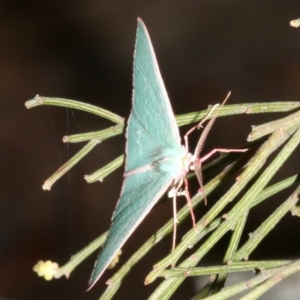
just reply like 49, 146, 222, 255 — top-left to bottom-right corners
33, 260, 59, 281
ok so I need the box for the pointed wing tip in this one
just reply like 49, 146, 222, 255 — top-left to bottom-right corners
86, 248, 119, 290
86, 255, 109, 291
137, 17, 146, 28
86, 272, 102, 291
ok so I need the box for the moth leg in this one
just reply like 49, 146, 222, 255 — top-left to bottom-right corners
183, 102, 221, 205
187, 93, 239, 206
183, 95, 230, 206
172, 192, 178, 251
183, 176, 199, 233
195, 147, 247, 204
183, 103, 220, 153
200, 148, 248, 163
193, 157, 207, 205
170, 179, 187, 251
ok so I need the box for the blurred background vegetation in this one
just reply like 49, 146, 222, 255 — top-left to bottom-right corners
1, 1, 300, 299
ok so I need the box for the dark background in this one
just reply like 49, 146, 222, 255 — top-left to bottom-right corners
1, 1, 300, 299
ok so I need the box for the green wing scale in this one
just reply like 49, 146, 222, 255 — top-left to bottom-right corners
88, 18, 188, 289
